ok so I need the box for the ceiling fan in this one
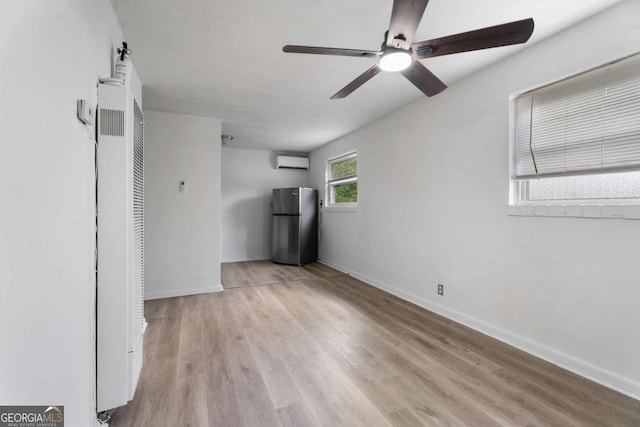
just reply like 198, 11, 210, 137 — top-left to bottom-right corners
283, 0, 534, 99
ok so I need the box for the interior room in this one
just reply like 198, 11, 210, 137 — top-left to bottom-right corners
1, 0, 639, 426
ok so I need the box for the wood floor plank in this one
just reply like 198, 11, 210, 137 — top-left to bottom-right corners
144, 298, 167, 319
276, 401, 319, 427
152, 316, 182, 360
175, 374, 209, 427
131, 357, 178, 427
142, 317, 163, 363
203, 351, 245, 427
221, 261, 252, 289
301, 262, 344, 278
164, 295, 184, 317
180, 311, 204, 353
239, 288, 304, 410
387, 408, 427, 427
220, 288, 283, 427
111, 261, 640, 427
177, 350, 205, 379
226, 336, 282, 427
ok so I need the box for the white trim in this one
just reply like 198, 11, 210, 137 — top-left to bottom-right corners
508, 203, 640, 220
326, 150, 358, 208
144, 284, 223, 300
317, 259, 640, 401
327, 150, 357, 165
323, 206, 358, 213
221, 256, 270, 263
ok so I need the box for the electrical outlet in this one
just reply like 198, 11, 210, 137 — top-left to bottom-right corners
437, 283, 444, 296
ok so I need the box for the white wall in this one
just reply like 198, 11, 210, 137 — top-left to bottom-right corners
144, 110, 222, 299
0, 1, 140, 425
221, 148, 310, 262
309, 0, 640, 398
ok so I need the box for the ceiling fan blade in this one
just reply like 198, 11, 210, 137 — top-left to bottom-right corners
413, 18, 534, 59
283, 45, 382, 58
331, 65, 382, 99
387, 0, 430, 49
401, 61, 447, 97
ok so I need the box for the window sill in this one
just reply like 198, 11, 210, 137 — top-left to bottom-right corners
324, 205, 358, 213
508, 203, 640, 220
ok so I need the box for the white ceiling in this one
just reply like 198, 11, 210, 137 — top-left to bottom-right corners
113, 0, 622, 152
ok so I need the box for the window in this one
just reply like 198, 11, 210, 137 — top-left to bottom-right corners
327, 152, 357, 207
510, 53, 640, 217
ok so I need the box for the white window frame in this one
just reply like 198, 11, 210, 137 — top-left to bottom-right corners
508, 53, 640, 220
326, 151, 358, 210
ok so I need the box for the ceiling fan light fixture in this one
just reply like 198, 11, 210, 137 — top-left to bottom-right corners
379, 49, 413, 72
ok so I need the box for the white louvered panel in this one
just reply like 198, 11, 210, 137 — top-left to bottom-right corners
99, 108, 125, 137
97, 84, 145, 412
130, 97, 144, 395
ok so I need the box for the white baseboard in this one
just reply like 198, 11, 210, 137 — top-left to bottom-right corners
221, 256, 270, 263
318, 259, 640, 401
144, 284, 223, 300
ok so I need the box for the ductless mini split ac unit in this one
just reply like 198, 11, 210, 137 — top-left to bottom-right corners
276, 155, 309, 170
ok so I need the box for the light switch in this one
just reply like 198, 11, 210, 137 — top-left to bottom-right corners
179, 181, 186, 193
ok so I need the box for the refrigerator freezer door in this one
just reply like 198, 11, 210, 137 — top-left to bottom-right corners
272, 188, 301, 215
272, 215, 301, 265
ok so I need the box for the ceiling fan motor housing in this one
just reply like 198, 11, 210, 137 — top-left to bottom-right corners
390, 34, 406, 48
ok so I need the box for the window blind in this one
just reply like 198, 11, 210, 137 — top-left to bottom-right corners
513, 54, 640, 180
328, 153, 357, 183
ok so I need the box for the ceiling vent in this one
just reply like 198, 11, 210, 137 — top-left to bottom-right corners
276, 155, 309, 170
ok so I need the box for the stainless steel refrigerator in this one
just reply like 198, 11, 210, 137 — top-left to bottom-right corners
271, 187, 318, 265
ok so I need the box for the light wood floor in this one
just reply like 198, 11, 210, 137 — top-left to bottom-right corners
221, 260, 344, 289
110, 261, 640, 426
